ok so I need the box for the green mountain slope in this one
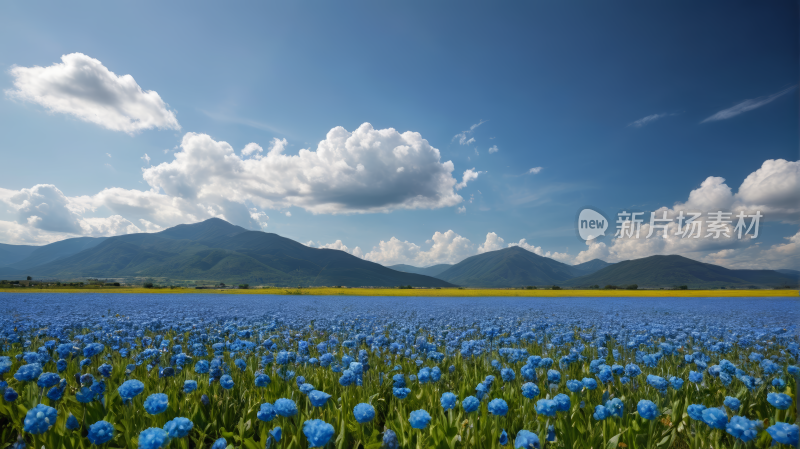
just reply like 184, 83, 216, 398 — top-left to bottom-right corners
565, 255, 797, 288
570, 259, 613, 276
0, 218, 452, 287
0, 243, 37, 267
10, 237, 107, 270
388, 264, 453, 277
436, 246, 576, 287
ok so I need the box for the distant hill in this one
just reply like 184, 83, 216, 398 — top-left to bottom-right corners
10, 237, 107, 270
0, 218, 453, 288
389, 263, 453, 277
0, 243, 37, 267
570, 259, 614, 276
435, 246, 576, 287
565, 255, 797, 289
776, 269, 799, 278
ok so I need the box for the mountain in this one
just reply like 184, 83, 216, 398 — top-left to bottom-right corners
776, 269, 799, 278
389, 263, 453, 277
435, 246, 576, 287
570, 259, 614, 276
0, 218, 452, 288
9, 237, 107, 270
565, 255, 798, 289
0, 243, 37, 267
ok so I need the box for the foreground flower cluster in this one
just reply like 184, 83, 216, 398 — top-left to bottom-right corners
0, 293, 797, 448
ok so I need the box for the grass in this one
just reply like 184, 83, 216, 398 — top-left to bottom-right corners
0, 286, 796, 297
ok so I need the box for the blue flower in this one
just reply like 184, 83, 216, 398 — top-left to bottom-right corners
462, 396, 479, 413
499, 429, 508, 446
46, 385, 64, 401
593, 405, 611, 421
689, 371, 703, 384
56, 359, 67, 372
37, 372, 60, 389
183, 380, 197, 393
353, 403, 375, 423
303, 419, 334, 448
625, 364, 641, 377
566, 380, 583, 393
87, 420, 115, 445
766, 422, 798, 447
393, 387, 411, 399
514, 430, 540, 449
66, 414, 80, 430
553, 394, 570, 412
118, 379, 144, 400
309, 390, 331, 407
582, 378, 598, 390
725, 416, 760, 443
270, 427, 281, 443
723, 396, 740, 412
637, 400, 659, 420
687, 404, 706, 421
546, 369, 561, 384
409, 409, 431, 429
382, 429, 399, 449
210, 438, 227, 449
339, 369, 356, 387
300, 383, 314, 395
767, 392, 791, 410
535, 399, 556, 417
163, 417, 193, 438
144, 393, 168, 415
521, 382, 539, 399
23, 404, 57, 434
646, 374, 668, 393
194, 360, 209, 374
701, 407, 727, 430
98, 364, 113, 378
501, 368, 515, 382
220, 375, 234, 390
274, 398, 298, 417
257, 403, 276, 422
488, 398, 509, 416
605, 398, 624, 418
255, 374, 271, 387
440, 392, 457, 410
0, 356, 11, 374
14, 363, 42, 382
76, 387, 95, 403
138, 427, 170, 449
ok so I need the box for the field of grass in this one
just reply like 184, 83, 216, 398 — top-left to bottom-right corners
0, 286, 796, 297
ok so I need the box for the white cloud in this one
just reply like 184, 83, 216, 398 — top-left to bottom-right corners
316, 240, 363, 258
702, 230, 800, 270
457, 206, 466, 214
528, 167, 543, 175
477, 232, 505, 253
453, 120, 486, 145
455, 168, 482, 191
488, 145, 499, 154
702, 86, 796, 123
106, 153, 111, 158
364, 230, 475, 266
285, 211, 291, 217
6, 53, 180, 134
144, 124, 465, 214
568, 159, 800, 268
141, 153, 151, 165
629, 113, 672, 128
0, 184, 83, 234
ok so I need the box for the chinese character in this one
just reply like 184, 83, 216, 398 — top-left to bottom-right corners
646, 211, 673, 238
733, 211, 762, 239
615, 211, 644, 238
675, 211, 701, 238
705, 211, 732, 239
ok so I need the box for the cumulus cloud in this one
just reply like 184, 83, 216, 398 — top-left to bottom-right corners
455, 168, 482, 191
453, 120, 486, 145
528, 167, 543, 175
314, 240, 363, 258
143, 124, 465, 214
567, 159, 800, 268
702, 86, 796, 123
364, 230, 475, 266
457, 206, 466, 214
6, 53, 180, 133
488, 145, 499, 154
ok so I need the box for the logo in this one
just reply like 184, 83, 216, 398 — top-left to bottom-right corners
578, 209, 608, 241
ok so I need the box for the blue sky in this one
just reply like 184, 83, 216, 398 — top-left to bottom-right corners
0, 1, 798, 269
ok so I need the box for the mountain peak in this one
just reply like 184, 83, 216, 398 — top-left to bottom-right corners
156, 217, 249, 241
